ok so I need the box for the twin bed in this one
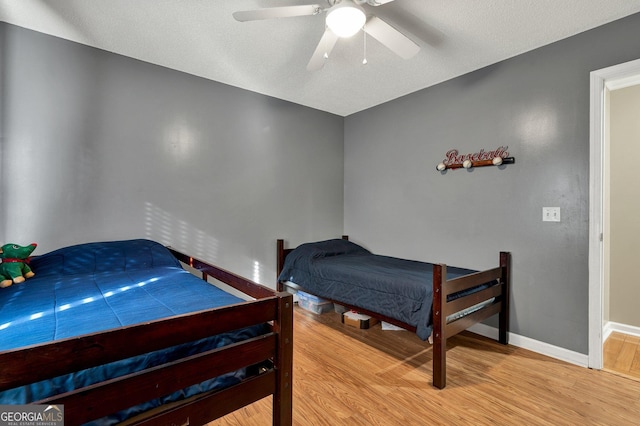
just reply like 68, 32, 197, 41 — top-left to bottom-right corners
0, 239, 292, 425
277, 236, 510, 389
0, 235, 509, 425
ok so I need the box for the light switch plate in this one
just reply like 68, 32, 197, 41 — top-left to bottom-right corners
543, 207, 561, 222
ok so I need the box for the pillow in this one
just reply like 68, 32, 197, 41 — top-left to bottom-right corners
300, 239, 371, 259
30, 239, 181, 277
278, 239, 370, 282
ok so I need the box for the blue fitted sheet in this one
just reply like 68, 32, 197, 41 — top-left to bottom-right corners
0, 239, 267, 425
278, 239, 490, 340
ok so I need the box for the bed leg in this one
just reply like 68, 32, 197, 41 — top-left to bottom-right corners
273, 292, 293, 426
432, 264, 447, 389
498, 252, 511, 345
433, 336, 446, 389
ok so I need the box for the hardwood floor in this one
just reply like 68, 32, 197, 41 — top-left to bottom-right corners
604, 331, 640, 381
209, 308, 640, 425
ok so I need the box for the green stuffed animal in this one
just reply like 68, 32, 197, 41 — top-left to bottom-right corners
0, 243, 37, 288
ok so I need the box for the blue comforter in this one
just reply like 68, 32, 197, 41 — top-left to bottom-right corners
0, 239, 266, 425
278, 239, 478, 340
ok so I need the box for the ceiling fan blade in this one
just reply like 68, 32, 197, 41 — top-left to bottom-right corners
363, 16, 419, 59
307, 29, 339, 71
233, 5, 322, 22
365, 0, 396, 5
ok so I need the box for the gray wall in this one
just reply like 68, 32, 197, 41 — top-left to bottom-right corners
0, 23, 6, 230
345, 12, 640, 354
0, 23, 344, 287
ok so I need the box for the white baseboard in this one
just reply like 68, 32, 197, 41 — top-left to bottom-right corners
604, 321, 640, 341
467, 323, 589, 368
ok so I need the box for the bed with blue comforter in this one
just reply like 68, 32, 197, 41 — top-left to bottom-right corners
276, 237, 510, 389
0, 239, 293, 425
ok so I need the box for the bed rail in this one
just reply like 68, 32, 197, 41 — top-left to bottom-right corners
169, 248, 275, 299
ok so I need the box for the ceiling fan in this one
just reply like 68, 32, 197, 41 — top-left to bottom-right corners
233, 0, 420, 71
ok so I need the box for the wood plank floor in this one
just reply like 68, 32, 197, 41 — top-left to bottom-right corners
604, 331, 640, 381
209, 308, 640, 425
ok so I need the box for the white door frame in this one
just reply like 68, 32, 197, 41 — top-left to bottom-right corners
589, 57, 640, 369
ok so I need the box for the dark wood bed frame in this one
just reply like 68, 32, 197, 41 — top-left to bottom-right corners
277, 236, 510, 389
0, 248, 293, 426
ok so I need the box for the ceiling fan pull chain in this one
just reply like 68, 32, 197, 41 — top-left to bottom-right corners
363, 28, 368, 65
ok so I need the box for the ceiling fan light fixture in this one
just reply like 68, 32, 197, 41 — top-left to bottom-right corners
326, 1, 366, 38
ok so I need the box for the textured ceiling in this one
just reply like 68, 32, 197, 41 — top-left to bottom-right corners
1, 0, 640, 116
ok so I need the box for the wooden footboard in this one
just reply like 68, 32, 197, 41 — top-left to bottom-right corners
0, 249, 293, 426
277, 237, 510, 390
432, 251, 510, 388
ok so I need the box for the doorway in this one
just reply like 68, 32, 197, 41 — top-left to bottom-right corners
589, 58, 640, 370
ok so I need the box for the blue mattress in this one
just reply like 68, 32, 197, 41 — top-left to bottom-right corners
0, 239, 267, 425
278, 239, 488, 341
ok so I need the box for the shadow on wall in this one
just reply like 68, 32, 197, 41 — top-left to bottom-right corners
144, 201, 220, 264
143, 202, 264, 284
